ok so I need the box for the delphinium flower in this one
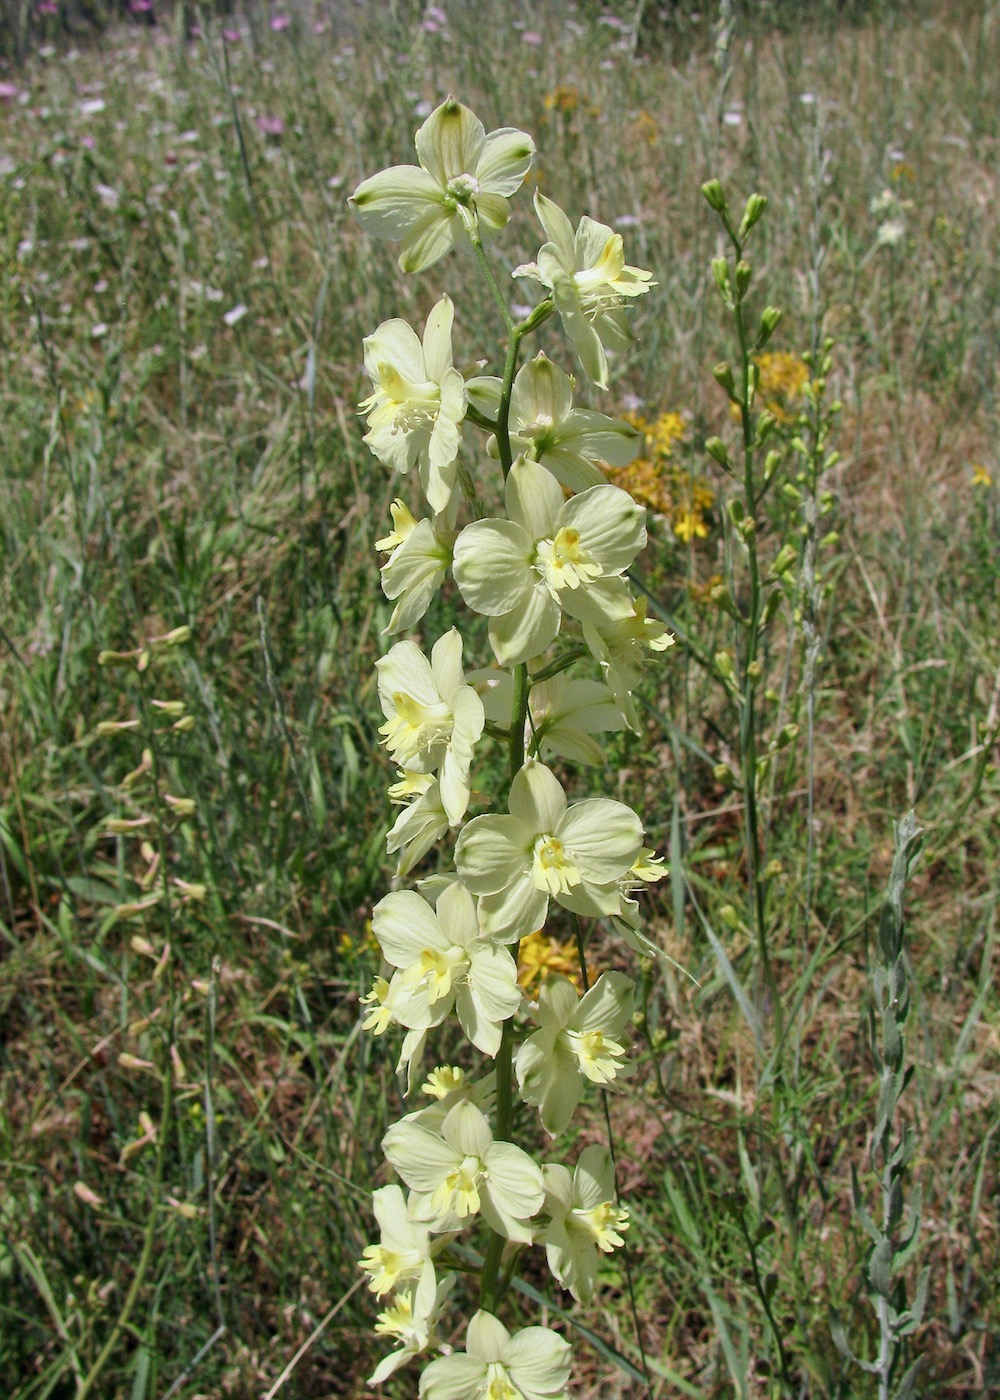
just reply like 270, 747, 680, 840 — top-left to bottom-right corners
350, 97, 535, 273
384, 770, 450, 876
359, 1184, 435, 1298
582, 596, 675, 731
515, 971, 635, 1136
371, 883, 521, 1055
376, 497, 455, 635
540, 1145, 630, 1302
452, 456, 645, 668
383, 1100, 544, 1242
360, 295, 466, 513
376, 629, 484, 825
516, 193, 654, 389
473, 668, 626, 766
420, 1310, 572, 1400
369, 1265, 455, 1385
455, 760, 644, 941
468, 352, 641, 493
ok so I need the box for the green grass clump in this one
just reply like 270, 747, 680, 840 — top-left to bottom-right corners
0, 1, 997, 1396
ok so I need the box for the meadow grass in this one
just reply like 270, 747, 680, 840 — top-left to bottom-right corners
0, 1, 997, 1395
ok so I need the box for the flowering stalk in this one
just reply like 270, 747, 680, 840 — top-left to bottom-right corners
702, 179, 784, 1042
350, 97, 670, 1393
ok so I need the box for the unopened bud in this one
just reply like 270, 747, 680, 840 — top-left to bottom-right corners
164, 794, 196, 817
174, 879, 207, 902
718, 904, 743, 931
764, 450, 782, 482
755, 410, 777, 443
770, 543, 798, 578
734, 259, 752, 298
738, 192, 768, 240
820, 530, 840, 550
73, 1182, 105, 1210
118, 1053, 155, 1073
781, 482, 804, 504
713, 361, 738, 400
712, 256, 732, 301
747, 660, 764, 682
96, 719, 141, 736
713, 762, 735, 786
106, 815, 154, 834
705, 436, 731, 469
172, 715, 196, 733
151, 700, 186, 717
152, 626, 192, 648
701, 178, 728, 213
777, 723, 799, 748
130, 935, 157, 958
759, 306, 782, 342
714, 650, 735, 680
98, 649, 138, 667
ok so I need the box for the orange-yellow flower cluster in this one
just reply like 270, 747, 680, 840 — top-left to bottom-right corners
517, 928, 581, 992
608, 411, 714, 542
753, 352, 810, 425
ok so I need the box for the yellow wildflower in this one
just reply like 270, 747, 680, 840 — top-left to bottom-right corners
971, 464, 992, 488
673, 508, 710, 542
543, 85, 580, 115
517, 929, 579, 992
751, 351, 810, 424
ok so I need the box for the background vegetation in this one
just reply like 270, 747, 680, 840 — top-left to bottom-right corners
0, 1, 997, 1395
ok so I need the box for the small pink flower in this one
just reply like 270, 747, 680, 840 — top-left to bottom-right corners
0, 82, 18, 103
255, 114, 284, 137
37, 1, 58, 13
129, 0, 153, 11
521, 29, 543, 45
81, 134, 96, 148
222, 27, 239, 41
269, 14, 290, 31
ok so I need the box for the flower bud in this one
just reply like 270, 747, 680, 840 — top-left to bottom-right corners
152, 625, 192, 648
713, 361, 738, 400
96, 719, 141, 736
764, 450, 782, 482
714, 650, 735, 680
781, 482, 804, 504
734, 259, 752, 298
705, 436, 730, 469
738, 192, 768, 240
701, 178, 728, 213
151, 700, 186, 717
747, 659, 763, 682
712, 256, 732, 302
172, 715, 196, 732
164, 794, 196, 817
713, 762, 735, 786
770, 543, 798, 578
758, 305, 782, 343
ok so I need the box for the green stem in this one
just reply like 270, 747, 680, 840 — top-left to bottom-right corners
730, 244, 781, 1044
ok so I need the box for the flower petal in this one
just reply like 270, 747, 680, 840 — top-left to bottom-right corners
453, 519, 535, 616
505, 456, 563, 541
373, 889, 446, 968
508, 761, 566, 833
487, 586, 560, 668
415, 97, 486, 186
351, 165, 444, 239
475, 128, 535, 196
